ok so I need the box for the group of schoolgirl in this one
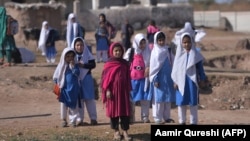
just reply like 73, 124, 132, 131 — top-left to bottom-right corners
123, 31, 176, 125
53, 36, 97, 127
52, 19, 207, 140
123, 21, 207, 126
99, 25, 206, 140
52, 13, 96, 127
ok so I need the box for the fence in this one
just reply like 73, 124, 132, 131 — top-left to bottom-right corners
194, 11, 250, 33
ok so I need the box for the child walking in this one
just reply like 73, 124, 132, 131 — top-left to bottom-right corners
149, 31, 175, 124
52, 47, 80, 127
101, 42, 132, 141
66, 13, 83, 47
38, 21, 57, 63
123, 33, 151, 123
171, 32, 206, 125
70, 37, 98, 126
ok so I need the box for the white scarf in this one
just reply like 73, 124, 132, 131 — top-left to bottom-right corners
149, 31, 172, 82
173, 22, 195, 47
70, 37, 95, 80
53, 47, 75, 88
132, 33, 151, 67
171, 32, 204, 96
194, 29, 206, 42
38, 21, 50, 53
66, 13, 79, 47
132, 33, 151, 91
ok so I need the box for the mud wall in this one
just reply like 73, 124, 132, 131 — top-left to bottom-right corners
4, 2, 66, 43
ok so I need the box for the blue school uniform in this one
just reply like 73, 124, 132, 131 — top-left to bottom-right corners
131, 79, 150, 102
80, 74, 95, 100
149, 58, 175, 103
176, 61, 206, 106
59, 66, 80, 109
96, 27, 109, 51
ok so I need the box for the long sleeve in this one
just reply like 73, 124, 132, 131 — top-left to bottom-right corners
196, 61, 206, 81
82, 59, 96, 69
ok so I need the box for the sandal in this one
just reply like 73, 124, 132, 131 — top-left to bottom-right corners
113, 131, 121, 140
142, 118, 150, 123
165, 118, 175, 123
123, 131, 132, 141
2, 63, 11, 67
61, 120, 67, 127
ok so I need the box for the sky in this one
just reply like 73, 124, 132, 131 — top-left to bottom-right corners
214, 0, 233, 3
172, 0, 233, 3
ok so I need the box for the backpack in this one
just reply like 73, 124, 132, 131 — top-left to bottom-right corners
50, 29, 60, 41
107, 22, 117, 39
11, 47, 22, 63
128, 47, 134, 64
77, 25, 85, 39
130, 53, 145, 80
6, 15, 18, 35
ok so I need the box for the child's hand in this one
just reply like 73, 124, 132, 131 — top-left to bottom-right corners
154, 82, 159, 88
106, 91, 111, 99
69, 60, 75, 69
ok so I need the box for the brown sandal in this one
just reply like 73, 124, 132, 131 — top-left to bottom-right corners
0, 58, 4, 65
2, 63, 11, 67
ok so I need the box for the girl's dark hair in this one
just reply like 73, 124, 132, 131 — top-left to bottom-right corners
150, 19, 156, 26
183, 34, 192, 41
99, 13, 106, 22
156, 32, 165, 40
113, 42, 122, 49
66, 50, 76, 57
75, 37, 83, 43
74, 38, 83, 48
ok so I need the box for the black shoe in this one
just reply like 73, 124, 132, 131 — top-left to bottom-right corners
77, 121, 84, 126
90, 119, 98, 125
165, 118, 175, 123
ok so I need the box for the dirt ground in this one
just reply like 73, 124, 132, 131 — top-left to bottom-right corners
0, 28, 250, 140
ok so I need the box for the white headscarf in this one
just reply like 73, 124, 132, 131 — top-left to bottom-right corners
53, 47, 75, 88
132, 33, 151, 67
171, 32, 204, 96
131, 33, 151, 91
38, 21, 50, 55
70, 37, 95, 80
149, 31, 172, 82
194, 29, 206, 43
173, 21, 195, 47
66, 13, 79, 47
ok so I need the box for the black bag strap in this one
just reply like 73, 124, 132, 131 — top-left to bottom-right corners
128, 48, 134, 64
